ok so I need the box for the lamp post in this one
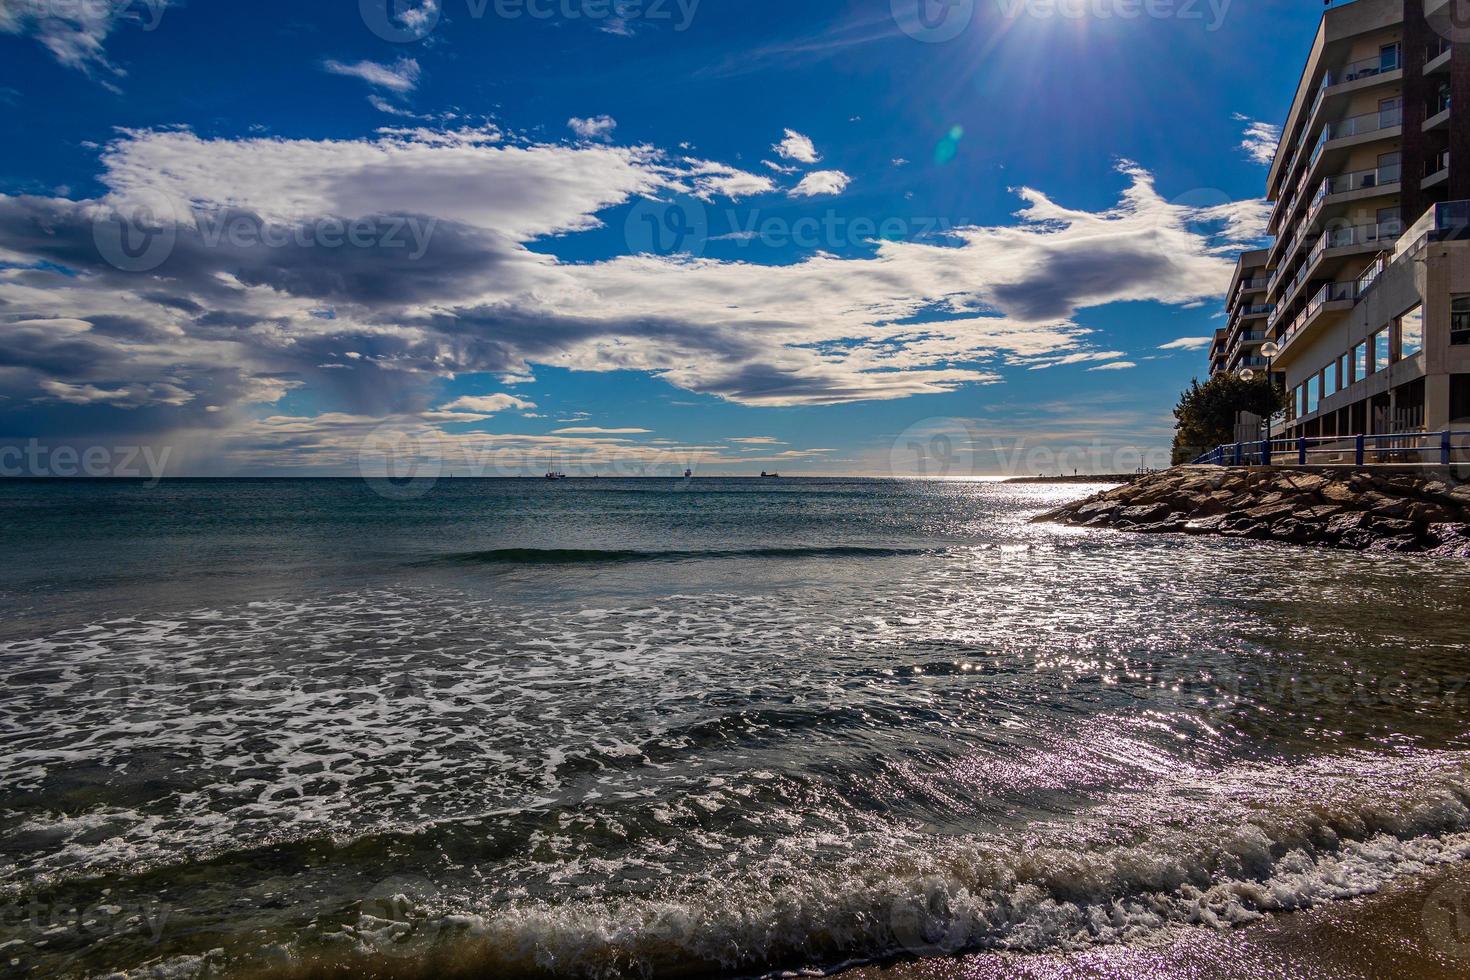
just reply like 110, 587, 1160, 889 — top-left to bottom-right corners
1259, 342, 1280, 463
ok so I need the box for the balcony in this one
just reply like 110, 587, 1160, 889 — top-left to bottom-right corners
1237, 304, 1274, 319
1427, 37, 1452, 74
1309, 218, 1403, 265
1277, 281, 1362, 359
1323, 161, 1400, 197
1272, 48, 1403, 214
1323, 104, 1402, 143
1425, 151, 1450, 190
1240, 276, 1269, 292
1330, 48, 1401, 86
1426, 92, 1452, 132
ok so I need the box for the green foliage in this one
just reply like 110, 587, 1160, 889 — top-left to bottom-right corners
1170, 373, 1287, 464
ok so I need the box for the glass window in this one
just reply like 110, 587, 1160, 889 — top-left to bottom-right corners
1323, 363, 1338, 399
1454, 297, 1470, 346
1354, 341, 1369, 380
1373, 330, 1390, 373
1399, 306, 1423, 359
1298, 385, 1307, 417
1306, 375, 1320, 414
1340, 352, 1352, 388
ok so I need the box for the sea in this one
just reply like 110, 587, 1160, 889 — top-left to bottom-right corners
3, 477, 1470, 978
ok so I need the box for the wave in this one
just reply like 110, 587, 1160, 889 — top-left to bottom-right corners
421, 545, 939, 566
202, 750, 1470, 980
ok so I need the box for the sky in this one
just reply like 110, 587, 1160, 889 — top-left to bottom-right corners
0, 0, 1332, 477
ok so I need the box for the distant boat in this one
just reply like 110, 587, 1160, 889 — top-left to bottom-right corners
544, 472, 567, 480
760, 471, 780, 478
684, 469, 693, 479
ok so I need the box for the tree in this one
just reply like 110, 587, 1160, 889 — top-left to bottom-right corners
1171, 373, 1287, 464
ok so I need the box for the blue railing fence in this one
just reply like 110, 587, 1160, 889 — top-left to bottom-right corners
1192, 430, 1470, 467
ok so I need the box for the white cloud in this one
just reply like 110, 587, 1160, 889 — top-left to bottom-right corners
773, 129, 820, 164
322, 57, 421, 93
568, 115, 618, 141
0, 131, 1250, 467
1235, 115, 1281, 167
1159, 336, 1212, 351
1087, 361, 1138, 371
0, 0, 173, 78
551, 427, 652, 435
439, 394, 537, 414
726, 436, 784, 445
789, 170, 851, 198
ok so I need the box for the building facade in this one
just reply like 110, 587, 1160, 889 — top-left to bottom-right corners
1220, 0, 1470, 438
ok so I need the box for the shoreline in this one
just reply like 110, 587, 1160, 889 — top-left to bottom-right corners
1037, 465, 1470, 555
837, 859, 1470, 980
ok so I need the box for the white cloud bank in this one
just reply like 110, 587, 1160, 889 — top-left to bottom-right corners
0, 127, 1252, 469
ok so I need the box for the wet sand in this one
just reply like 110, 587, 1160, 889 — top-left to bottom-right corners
840, 861, 1470, 980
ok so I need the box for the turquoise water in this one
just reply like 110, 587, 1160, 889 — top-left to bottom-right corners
3, 478, 1470, 978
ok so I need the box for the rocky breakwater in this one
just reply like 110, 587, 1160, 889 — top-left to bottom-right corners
1036, 466, 1470, 557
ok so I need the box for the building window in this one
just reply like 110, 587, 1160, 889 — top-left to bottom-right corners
1306, 375, 1320, 414
1354, 341, 1369, 381
1453, 297, 1470, 346
1399, 305, 1423, 359
1373, 329, 1390, 373
1324, 363, 1338, 399
1340, 352, 1352, 388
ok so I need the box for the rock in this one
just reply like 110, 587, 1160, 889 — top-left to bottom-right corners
1319, 482, 1359, 505
1184, 515, 1228, 534
1116, 503, 1172, 524
1034, 465, 1470, 558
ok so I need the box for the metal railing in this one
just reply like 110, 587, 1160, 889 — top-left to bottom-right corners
1323, 162, 1401, 195
1331, 47, 1401, 85
1325, 104, 1402, 141
1193, 430, 1470, 467
1428, 151, 1450, 177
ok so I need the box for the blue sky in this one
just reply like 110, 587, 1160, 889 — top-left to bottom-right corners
0, 0, 1327, 476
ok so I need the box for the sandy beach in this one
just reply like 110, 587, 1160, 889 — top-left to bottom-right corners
841, 862, 1470, 980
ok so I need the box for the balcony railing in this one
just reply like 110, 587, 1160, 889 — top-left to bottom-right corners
1430, 37, 1451, 62
1330, 46, 1400, 85
1324, 162, 1401, 195
1240, 276, 1269, 291
1325, 104, 1402, 141
1275, 281, 1363, 356
1237, 304, 1274, 317
1427, 151, 1450, 178
1309, 218, 1404, 263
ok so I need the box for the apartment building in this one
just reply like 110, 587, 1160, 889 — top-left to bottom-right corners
1217, 248, 1272, 377
1228, 0, 1470, 438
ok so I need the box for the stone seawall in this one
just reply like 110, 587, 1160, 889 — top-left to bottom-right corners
1035, 466, 1470, 557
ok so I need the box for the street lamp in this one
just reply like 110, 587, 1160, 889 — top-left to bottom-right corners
1258, 342, 1281, 463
